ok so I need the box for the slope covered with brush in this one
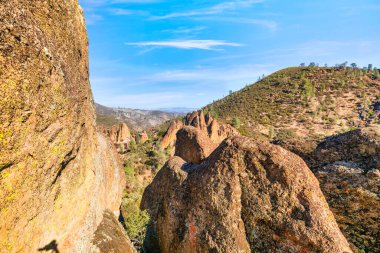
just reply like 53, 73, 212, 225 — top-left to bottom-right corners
206, 67, 379, 143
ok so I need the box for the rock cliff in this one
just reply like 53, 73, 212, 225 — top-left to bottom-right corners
307, 126, 380, 252
142, 136, 352, 253
160, 110, 238, 151
0, 1, 133, 252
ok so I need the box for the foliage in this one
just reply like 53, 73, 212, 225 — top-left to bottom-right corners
232, 117, 241, 128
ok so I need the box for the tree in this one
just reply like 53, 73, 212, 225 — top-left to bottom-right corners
229, 90, 233, 95
351, 63, 357, 69
368, 64, 373, 71
374, 68, 380, 79
232, 117, 241, 128
309, 62, 316, 67
341, 61, 348, 68
300, 63, 305, 67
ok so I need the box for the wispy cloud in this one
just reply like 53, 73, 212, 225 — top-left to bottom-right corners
108, 8, 147, 16
125, 40, 243, 50
162, 26, 207, 34
198, 17, 278, 32
150, 0, 265, 20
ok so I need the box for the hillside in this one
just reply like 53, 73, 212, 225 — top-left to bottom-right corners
96, 103, 182, 131
206, 67, 380, 143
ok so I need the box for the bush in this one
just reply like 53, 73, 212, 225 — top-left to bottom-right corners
232, 117, 241, 128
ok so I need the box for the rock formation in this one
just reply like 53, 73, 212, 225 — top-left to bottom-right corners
309, 126, 380, 171
304, 126, 380, 252
160, 119, 183, 149
174, 126, 218, 164
138, 131, 149, 144
142, 136, 352, 253
99, 123, 133, 153
0, 1, 133, 252
160, 111, 238, 152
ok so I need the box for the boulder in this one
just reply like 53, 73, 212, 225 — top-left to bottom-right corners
315, 161, 380, 252
0, 1, 133, 252
91, 210, 137, 253
142, 136, 352, 253
174, 126, 218, 164
160, 119, 183, 149
310, 126, 380, 170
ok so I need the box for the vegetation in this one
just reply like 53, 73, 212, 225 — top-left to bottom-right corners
120, 131, 170, 251
204, 66, 379, 142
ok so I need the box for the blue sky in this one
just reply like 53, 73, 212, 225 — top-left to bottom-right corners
79, 0, 380, 109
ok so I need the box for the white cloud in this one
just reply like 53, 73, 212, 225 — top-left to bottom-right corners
125, 40, 243, 50
108, 8, 146, 16
161, 26, 207, 34
198, 17, 278, 32
150, 0, 265, 20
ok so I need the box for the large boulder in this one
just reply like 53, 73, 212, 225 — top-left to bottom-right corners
174, 126, 218, 164
142, 136, 352, 253
315, 162, 380, 253
160, 119, 183, 149
0, 1, 133, 252
309, 126, 380, 170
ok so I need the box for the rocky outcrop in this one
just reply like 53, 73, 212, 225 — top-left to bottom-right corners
315, 162, 380, 253
160, 111, 238, 152
138, 131, 149, 144
303, 126, 380, 252
185, 111, 238, 143
160, 119, 183, 149
0, 1, 133, 252
142, 136, 352, 253
99, 123, 133, 153
309, 126, 380, 170
92, 210, 137, 253
174, 126, 218, 164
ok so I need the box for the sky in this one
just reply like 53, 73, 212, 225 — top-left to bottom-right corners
79, 0, 380, 110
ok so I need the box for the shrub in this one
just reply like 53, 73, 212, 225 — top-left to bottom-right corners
232, 117, 241, 128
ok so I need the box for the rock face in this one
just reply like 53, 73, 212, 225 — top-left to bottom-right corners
184, 111, 238, 144
160, 119, 183, 149
142, 136, 352, 253
92, 210, 137, 253
160, 111, 238, 153
138, 131, 149, 144
309, 126, 380, 170
174, 126, 217, 164
99, 123, 133, 153
305, 127, 380, 252
315, 162, 380, 253
0, 1, 133, 252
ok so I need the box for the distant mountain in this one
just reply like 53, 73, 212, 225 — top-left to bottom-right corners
95, 103, 181, 131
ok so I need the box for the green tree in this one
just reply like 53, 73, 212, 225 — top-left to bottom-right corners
368, 64, 373, 71
232, 117, 241, 128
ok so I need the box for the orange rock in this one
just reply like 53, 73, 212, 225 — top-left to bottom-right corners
142, 136, 352, 253
160, 119, 183, 149
0, 1, 134, 252
138, 131, 149, 144
160, 110, 238, 152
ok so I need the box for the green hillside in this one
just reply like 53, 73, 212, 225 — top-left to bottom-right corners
205, 67, 380, 142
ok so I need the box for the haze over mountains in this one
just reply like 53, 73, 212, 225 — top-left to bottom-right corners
95, 103, 185, 131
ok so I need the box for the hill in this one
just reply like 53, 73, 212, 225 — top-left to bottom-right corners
95, 103, 182, 131
205, 67, 380, 143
